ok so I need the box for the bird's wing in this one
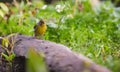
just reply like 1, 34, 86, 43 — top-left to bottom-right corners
34, 25, 37, 30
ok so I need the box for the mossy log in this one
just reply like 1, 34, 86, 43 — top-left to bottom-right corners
0, 35, 111, 72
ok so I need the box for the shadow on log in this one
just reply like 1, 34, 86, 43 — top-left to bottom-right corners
0, 35, 111, 72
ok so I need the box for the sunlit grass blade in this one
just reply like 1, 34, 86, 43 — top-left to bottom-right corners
27, 48, 48, 72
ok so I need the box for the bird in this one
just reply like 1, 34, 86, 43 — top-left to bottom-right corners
34, 19, 47, 39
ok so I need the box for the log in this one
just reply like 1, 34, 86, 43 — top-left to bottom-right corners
0, 35, 111, 72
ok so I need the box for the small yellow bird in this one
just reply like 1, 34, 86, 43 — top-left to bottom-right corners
34, 19, 47, 39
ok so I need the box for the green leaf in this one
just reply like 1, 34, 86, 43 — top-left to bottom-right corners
2, 37, 9, 48
27, 48, 48, 72
0, 3, 9, 13
0, 9, 4, 17
1, 52, 15, 61
8, 53, 16, 61
1, 52, 9, 60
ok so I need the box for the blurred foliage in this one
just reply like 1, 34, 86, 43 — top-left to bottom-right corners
1, 34, 17, 62
0, 3, 9, 17
27, 48, 48, 72
0, 0, 120, 72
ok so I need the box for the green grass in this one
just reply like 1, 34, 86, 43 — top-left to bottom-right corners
0, 0, 120, 72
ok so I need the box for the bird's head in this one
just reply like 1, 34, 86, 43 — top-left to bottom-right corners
38, 19, 45, 26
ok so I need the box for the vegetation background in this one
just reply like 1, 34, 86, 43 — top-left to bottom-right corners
0, 0, 120, 72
